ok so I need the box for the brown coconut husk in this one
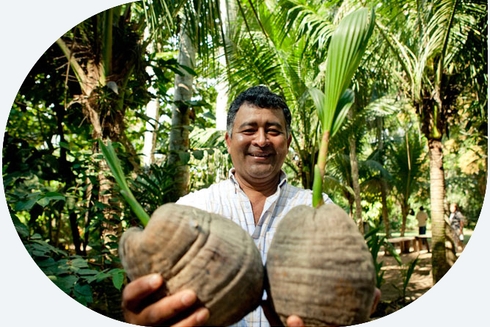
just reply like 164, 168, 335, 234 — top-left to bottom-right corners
119, 203, 264, 326
266, 203, 376, 326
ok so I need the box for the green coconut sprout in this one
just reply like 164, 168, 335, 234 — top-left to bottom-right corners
309, 8, 375, 207
99, 139, 150, 226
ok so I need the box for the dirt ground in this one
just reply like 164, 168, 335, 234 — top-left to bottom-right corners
371, 249, 434, 318
379, 250, 433, 299
371, 232, 469, 319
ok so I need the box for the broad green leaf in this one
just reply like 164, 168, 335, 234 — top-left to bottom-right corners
84, 270, 110, 284
15, 193, 41, 211
37, 192, 66, 207
74, 283, 93, 305
310, 7, 375, 204
11, 214, 29, 238
52, 275, 77, 294
111, 269, 126, 290
192, 150, 204, 160
70, 257, 89, 269
76, 269, 99, 276
36, 257, 57, 269
178, 151, 191, 164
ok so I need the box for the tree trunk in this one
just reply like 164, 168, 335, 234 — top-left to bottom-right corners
380, 180, 391, 238
168, 16, 195, 198
429, 138, 456, 283
400, 202, 408, 237
376, 117, 391, 237
349, 121, 363, 232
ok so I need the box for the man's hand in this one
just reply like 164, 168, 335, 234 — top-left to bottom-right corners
261, 296, 305, 327
121, 274, 209, 327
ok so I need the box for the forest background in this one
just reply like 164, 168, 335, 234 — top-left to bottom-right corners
3, 3, 487, 326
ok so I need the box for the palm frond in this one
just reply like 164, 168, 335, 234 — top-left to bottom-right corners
321, 7, 375, 135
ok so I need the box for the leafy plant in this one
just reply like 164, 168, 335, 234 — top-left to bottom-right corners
364, 227, 402, 288
393, 256, 419, 304
130, 162, 179, 215
12, 214, 124, 306
309, 8, 375, 207
99, 140, 150, 226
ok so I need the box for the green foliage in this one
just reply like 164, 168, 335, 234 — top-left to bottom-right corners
364, 227, 386, 288
187, 127, 230, 190
310, 7, 376, 207
12, 214, 124, 307
364, 227, 401, 288
393, 257, 420, 304
130, 162, 180, 216
99, 140, 150, 226
310, 7, 375, 137
365, 227, 419, 305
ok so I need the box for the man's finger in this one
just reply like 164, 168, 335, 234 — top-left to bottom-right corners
172, 307, 210, 327
122, 274, 163, 312
371, 288, 381, 315
124, 289, 201, 326
286, 315, 304, 327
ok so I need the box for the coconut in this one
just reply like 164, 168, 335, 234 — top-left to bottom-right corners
266, 203, 376, 326
119, 203, 264, 326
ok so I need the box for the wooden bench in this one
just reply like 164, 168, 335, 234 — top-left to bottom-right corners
414, 235, 431, 252
386, 236, 416, 254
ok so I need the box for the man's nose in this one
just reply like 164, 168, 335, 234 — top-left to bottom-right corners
253, 130, 269, 147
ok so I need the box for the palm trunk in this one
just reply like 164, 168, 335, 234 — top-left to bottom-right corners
400, 202, 408, 237
380, 181, 390, 238
168, 15, 195, 199
376, 117, 391, 237
429, 138, 456, 283
348, 111, 363, 232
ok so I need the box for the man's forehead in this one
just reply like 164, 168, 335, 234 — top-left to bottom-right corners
237, 120, 284, 128
237, 103, 284, 117
236, 110, 285, 125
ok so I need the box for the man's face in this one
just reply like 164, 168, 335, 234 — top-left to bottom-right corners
225, 103, 291, 186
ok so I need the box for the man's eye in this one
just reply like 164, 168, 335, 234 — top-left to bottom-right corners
268, 130, 281, 136
242, 129, 256, 134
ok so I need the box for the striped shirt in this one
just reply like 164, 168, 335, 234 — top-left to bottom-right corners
176, 168, 332, 327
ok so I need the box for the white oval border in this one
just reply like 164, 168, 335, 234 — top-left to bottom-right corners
0, 1, 487, 326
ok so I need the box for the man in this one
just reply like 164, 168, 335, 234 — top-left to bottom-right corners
449, 203, 465, 251
121, 86, 379, 326
415, 206, 428, 235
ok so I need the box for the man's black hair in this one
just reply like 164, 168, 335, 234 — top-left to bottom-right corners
226, 85, 292, 136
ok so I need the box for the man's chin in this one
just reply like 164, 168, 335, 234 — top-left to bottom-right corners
247, 167, 277, 180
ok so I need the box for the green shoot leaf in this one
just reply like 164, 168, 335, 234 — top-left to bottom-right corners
99, 139, 150, 226
310, 8, 375, 206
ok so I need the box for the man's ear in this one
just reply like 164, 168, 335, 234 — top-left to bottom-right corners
225, 132, 231, 152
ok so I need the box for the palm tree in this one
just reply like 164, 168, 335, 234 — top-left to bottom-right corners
374, 0, 487, 282
223, 1, 376, 199
144, 0, 268, 197
386, 124, 427, 236
222, 0, 331, 188
55, 4, 158, 253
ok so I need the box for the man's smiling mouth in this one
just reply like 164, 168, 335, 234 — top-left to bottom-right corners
249, 153, 271, 158
249, 153, 272, 161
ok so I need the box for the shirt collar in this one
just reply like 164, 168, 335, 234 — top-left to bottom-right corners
228, 168, 288, 191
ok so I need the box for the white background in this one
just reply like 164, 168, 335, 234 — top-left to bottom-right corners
0, 1, 488, 326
